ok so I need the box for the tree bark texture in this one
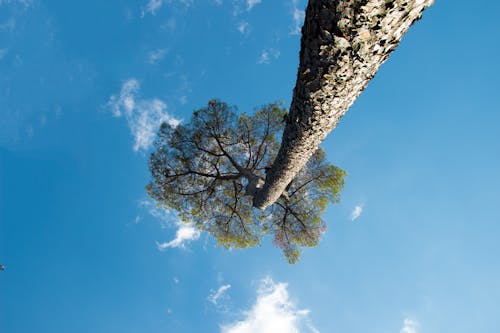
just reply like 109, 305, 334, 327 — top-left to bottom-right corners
253, 0, 433, 209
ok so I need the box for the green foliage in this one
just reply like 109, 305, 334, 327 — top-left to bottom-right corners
147, 100, 345, 263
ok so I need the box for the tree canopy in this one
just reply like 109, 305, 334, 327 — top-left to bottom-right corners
147, 100, 345, 263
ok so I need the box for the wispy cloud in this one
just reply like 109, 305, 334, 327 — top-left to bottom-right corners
0, 0, 33, 7
147, 48, 168, 64
157, 222, 201, 249
107, 79, 180, 152
138, 199, 173, 228
290, 0, 305, 35
209, 284, 232, 305
350, 204, 363, 221
230, 0, 260, 16
220, 277, 318, 333
138, 199, 200, 249
246, 0, 261, 11
141, 0, 194, 17
142, 0, 163, 16
257, 48, 280, 64
401, 319, 419, 333
237, 21, 250, 35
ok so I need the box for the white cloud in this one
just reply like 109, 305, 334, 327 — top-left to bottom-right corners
400, 319, 419, 333
209, 284, 232, 305
157, 222, 201, 249
350, 204, 363, 221
290, 0, 305, 35
137, 199, 201, 249
237, 21, 250, 35
107, 79, 180, 152
148, 48, 168, 64
257, 48, 280, 65
246, 0, 261, 10
230, 0, 260, 16
142, 0, 163, 16
220, 277, 318, 333
257, 51, 269, 64
141, 0, 193, 17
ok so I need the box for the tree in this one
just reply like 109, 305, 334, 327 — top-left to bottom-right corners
148, 0, 433, 262
253, 0, 434, 209
148, 101, 345, 263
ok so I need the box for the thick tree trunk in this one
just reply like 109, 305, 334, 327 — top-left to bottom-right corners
253, 0, 433, 209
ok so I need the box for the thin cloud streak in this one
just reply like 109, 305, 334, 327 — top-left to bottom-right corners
141, 0, 194, 17
237, 21, 250, 35
142, 0, 163, 16
148, 48, 168, 64
246, 0, 261, 11
209, 284, 232, 305
290, 0, 305, 35
257, 48, 280, 64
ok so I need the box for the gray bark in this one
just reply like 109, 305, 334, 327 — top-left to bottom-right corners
253, 0, 433, 209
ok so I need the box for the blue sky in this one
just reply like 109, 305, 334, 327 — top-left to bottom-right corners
1, 0, 499, 332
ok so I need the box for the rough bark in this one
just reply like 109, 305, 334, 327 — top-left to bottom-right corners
253, 0, 433, 209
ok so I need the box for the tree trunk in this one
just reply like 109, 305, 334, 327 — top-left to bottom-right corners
253, 0, 433, 210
